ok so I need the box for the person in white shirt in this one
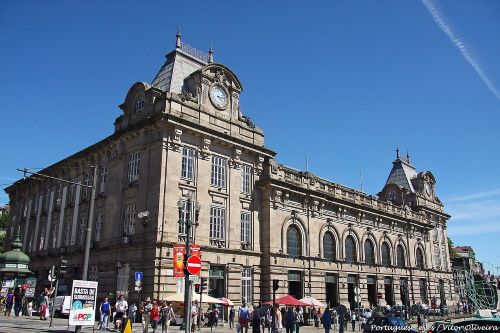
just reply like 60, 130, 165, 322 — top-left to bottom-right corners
115, 295, 129, 326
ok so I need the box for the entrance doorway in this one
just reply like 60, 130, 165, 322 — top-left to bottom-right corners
400, 278, 409, 306
347, 275, 357, 310
288, 271, 303, 300
325, 273, 338, 307
367, 276, 377, 307
384, 277, 394, 306
209, 266, 226, 298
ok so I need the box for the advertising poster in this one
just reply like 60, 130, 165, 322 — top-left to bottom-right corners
173, 244, 201, 277
173, 243, 186, 277
69, 280, 98, 326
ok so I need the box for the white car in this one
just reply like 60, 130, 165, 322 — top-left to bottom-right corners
49, 296, 71, 317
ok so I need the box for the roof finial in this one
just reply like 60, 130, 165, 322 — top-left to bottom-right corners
176, 28, 181, 49
396, 147, 400, 159
406, 151, 410, 163
208, 43, 214, 63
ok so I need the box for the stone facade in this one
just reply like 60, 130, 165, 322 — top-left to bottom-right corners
4, 35, 456, 308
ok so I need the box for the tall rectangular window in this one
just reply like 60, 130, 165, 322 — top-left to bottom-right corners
68, 180, 75, 203
211, 156, 226, 188
82, 173, 91, 199
52, 224, 58, 248
241, 268, 252, 304
128, 151, 141, 182
178, 201, 194, 238
241, 164, 252, 194
419, 278, 428, 303
64, 223, 71, 247
125, 203, 136, 236
210, 206, 225, 240
181, 147, 196, 180
240, 212, 251, 244
79, 217, 86, 244
100, 166, 108, 193
95, 212, 104, 242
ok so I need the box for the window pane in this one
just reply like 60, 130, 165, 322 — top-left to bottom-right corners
240, 212, 251, 244
323, 232, 335, 261
210, 207, 225, 240
416, 248, 424, 269
382, 242, 391, 266
241, 165, 252, 194
345, 236, 356, 264
181, 147, 195, 180
364, 240, 375, 265
287, 226, 301, 257
397, 245, 405, 268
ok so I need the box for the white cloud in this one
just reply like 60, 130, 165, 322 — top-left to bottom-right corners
421, 0, 500, 100
448, 222, 500, 236
445, 188, 500, 203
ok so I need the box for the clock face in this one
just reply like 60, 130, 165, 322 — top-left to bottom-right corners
209, 85, 228, 109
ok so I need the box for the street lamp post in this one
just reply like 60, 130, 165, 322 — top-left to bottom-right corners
138, 211, 150, 303
178, 193, 200, 333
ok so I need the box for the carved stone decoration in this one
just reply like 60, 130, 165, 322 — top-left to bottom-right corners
273, 190, 282, 209
239, 114, 255, 128
269, 159, 280, 174
179, 90, 196, 103
200, 137, 211, 160
255, 157, 264, 174
214, 70, 227, 85
229, 148, 242, 169
168, 127, 182, 151
283, 192, 289, 205
311, 200, 320, 217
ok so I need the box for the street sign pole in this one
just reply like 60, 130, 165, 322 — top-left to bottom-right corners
49, 278, 60, 327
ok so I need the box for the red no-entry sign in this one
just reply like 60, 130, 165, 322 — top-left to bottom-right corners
187, 255, 202, 275
377, 292, 383, 299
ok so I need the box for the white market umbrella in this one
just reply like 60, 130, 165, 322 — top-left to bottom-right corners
218, 297, 235, 306
299, 296, 325, 307
164, 293, 224, 304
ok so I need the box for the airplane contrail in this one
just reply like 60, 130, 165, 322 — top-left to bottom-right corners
422, 0, 500, 100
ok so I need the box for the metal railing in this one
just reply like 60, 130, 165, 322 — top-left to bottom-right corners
180, 42, 209, 63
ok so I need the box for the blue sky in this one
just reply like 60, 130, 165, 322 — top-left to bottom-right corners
1, 1, 499, 270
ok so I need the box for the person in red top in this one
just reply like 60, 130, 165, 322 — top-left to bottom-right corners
150, 300, 160, 333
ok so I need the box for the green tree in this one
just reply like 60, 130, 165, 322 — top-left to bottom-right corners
0, 211, 8, 230
448, 237, 458, 258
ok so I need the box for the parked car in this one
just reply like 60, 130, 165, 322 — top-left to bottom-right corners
355, 308, 373, 318
363, 316, 418, 333
49, 296, 71, 318
410, 304, 429, 316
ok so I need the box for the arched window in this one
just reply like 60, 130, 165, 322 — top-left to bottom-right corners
323, 232, 335, 262
397, 244, 406, 268
345, 236, 356, 264
134, 96, 145, 114
381, 242, 391, 266
416, 248, 425, 269
364, 239, 375, 265
287, 226, 301, 258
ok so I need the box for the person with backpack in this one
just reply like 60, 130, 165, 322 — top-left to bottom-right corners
161, 301, 175, 333
99, 297, 111, 331
321, 309, 332, 333
4, 289, 14, 317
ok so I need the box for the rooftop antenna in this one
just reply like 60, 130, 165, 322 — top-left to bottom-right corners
406, 151, 410, 164
396, 147, 400, 159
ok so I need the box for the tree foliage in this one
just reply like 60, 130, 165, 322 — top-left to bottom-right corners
0, 211, 8, 230
448, 237, 458, 258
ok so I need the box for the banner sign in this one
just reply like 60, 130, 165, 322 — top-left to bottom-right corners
69, 280, 98, 326
173, 244, 201, 277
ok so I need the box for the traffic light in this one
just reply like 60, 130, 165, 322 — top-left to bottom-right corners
194, 283, 201, 294
59, 257, 68, 275
201, 278, 207, 292
273, 279, 279, 291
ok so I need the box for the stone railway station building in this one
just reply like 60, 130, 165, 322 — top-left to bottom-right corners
4, 34, 456, 309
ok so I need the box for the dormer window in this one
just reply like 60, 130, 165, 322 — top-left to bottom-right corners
388, 191, 396, 202
134, 96, 145, 114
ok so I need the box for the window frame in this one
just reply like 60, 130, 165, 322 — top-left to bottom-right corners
134, 96, 145, 114
240, 164, 252, 194
128, 151, 141, 183
345, 235, 357, 264
241, 267, 252, 304
181, 146, 196, 180
287, 225, 301, 258
240, 211, 251, 244
364, 239, 375, 265
209, 206, 226, 241
323, 232, 335, 262
210, 155, 227, 188
125, 203, 136, 236
396, 244, 406, 268
381, 242, 391, 266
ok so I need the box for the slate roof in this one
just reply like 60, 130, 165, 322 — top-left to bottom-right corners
385, 156, 418, 192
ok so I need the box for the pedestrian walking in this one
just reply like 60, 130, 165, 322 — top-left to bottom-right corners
129, 302, 137, 324
142, 297, 152, 333
161, 302, 175, 333
14, 287, 24, 317
27, 300, 33, 317
423, 316, 428, 330
322, 309, 331, 333
252, 309, 262, 333
4, 289, 14, 317
115, 294, 128, 329
417, 314, 422, 329
38, 287, 55, 320
99, 297, 111, 331
151, 300, 160, 333
239, 300, 251, 333
285, 308, 294, 333
351, 313, 356, 331
229, 305, 236, 329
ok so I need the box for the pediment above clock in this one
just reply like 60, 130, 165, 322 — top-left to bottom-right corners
201, 63, 243, 92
